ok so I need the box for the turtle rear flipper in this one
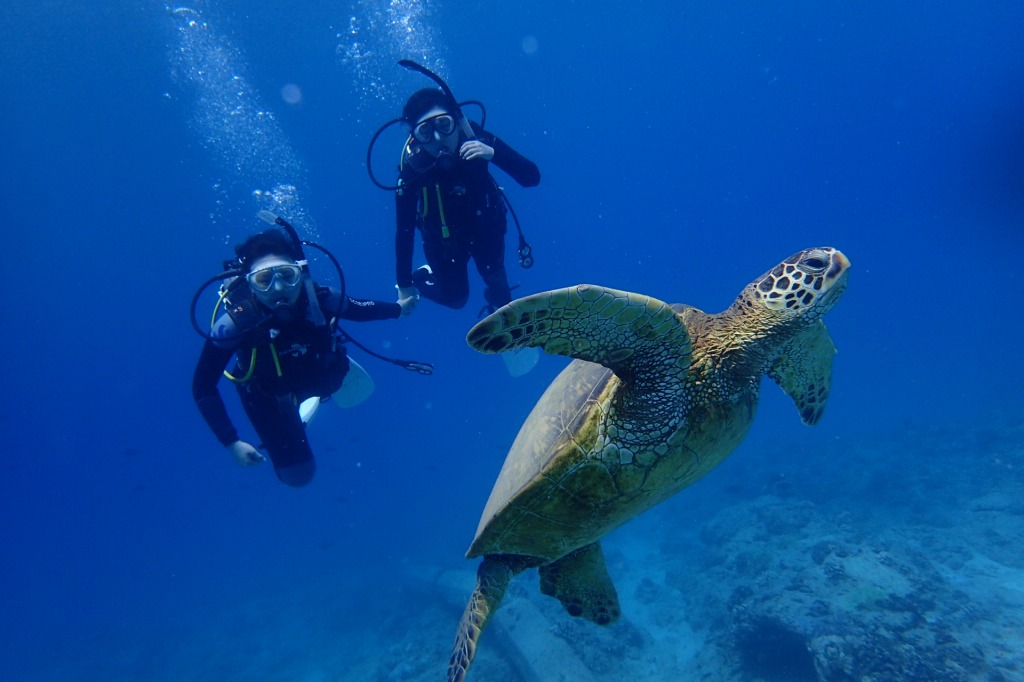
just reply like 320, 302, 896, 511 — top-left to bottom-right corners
539, 541, 621, 625
448, 555, 529, 682
467, 284, 693, 387
768, 319, 837, 425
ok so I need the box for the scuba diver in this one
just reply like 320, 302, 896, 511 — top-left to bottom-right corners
375, 64, 540, 315
191, 221, 416, 487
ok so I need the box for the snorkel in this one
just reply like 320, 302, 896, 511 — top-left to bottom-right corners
397, 59, 476, 141
366, 61, 487, 190
189, 214, 434, 375
399, 60, 471, 174
189, 212, 347, 342
256, 210, 326, 327
361, 60, 535, 270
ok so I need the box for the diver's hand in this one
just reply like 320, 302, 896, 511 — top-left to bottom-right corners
396, 286, 419, 317
228, 440, 265, 465
460, 140, 494, 161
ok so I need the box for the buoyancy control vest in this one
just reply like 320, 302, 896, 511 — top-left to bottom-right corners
222, 284, 349, 400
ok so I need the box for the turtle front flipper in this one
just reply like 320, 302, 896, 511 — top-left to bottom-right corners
467, 285, 693, 387
539, 541, 621, 625
448, 555, 529, 682
767, 319, 837, 425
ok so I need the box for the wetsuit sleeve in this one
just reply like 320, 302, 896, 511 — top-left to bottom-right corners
192, 340, 240, 446
395, 180, 419, 288
478, 126, 540, 188
321, 287, 401, 321
340, 296, 402, 321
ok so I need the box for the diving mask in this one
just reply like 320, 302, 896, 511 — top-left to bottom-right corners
246, 263, 303, 292
412, 113, 456, 144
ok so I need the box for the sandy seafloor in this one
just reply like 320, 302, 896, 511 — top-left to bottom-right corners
29, 414, 1023, 682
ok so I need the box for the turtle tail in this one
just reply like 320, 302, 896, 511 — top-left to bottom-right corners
447, 555, 525, 682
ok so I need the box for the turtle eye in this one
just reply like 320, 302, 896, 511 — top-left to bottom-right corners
802, 256, 827, 271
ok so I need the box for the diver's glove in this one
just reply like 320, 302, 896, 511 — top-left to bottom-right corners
396, 286, 419, 317
460, 140, 494, 161
228, 440, 266, 465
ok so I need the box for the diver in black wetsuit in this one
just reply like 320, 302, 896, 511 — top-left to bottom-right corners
192, 229, 415, 487
393, 88, 540, 315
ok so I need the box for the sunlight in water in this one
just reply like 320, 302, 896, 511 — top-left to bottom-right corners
337, 0, 448, 108
167, 5, 316, 239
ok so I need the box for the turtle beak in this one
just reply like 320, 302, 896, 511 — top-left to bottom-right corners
829, 250, 851, 279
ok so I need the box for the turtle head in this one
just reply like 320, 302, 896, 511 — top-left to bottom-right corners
747, 247, 850, 323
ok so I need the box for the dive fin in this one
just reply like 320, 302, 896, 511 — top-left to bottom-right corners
500, 346, 540, 377
298, 397, 321, 425
335, 358, 375, 408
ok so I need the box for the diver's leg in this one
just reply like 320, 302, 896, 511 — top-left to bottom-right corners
416, 239, 470, 309
470, 221, 512, 311
238, 389, 316, 487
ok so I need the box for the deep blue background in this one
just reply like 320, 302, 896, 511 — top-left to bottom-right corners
2, 1, 1022, 677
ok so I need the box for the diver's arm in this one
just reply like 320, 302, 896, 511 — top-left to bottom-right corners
395, 183, 419, 288
340, 296, 402, 322
475, 126, 540, 187
322, 288, 402, 322
192, 340, 240, 446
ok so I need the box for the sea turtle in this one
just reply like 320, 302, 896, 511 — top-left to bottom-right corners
447, 247, 851, 682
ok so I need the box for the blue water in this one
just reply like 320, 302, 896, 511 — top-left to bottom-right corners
2, 1, 1022, 680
